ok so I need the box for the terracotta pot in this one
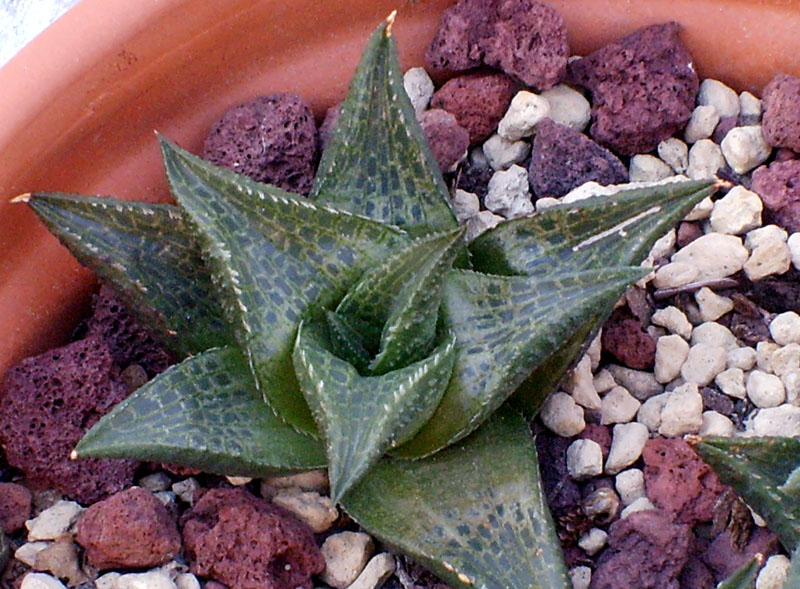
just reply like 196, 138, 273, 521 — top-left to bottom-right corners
1, 0, 799, 379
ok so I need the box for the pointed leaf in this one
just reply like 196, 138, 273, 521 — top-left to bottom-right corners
337, 228, 464, 374
293, 319, 456, 502
324, 311, 380, 374
343, 406, 570, 589
470, 180, 717, 276
161, 138, 409, 431
76, 346, 326, 475
693, 436, 800, 551
309, 17, 457, 238
394, 266, 647, 457
716, 555, 762, 589
25, 193, 232, 355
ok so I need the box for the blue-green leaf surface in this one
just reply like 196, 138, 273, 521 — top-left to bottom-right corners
343, 407, 570, 589
25, 193, 231, 355
75, 346, 326, 474
161, 139, 409, 432
716, 555, 761, 589
309, 17, 457, 238
293, 319, 456, 502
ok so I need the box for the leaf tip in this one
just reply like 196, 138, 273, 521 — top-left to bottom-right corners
11, 193, 31, 204
384, 10, 397, 37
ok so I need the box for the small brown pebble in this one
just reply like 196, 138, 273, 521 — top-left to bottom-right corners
751, 159, 800, 232
676, 221, 703, 247
601, 309, 656, 371
762, 74, 800, 152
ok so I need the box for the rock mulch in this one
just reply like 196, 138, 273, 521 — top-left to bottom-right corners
3, 0, 800, 587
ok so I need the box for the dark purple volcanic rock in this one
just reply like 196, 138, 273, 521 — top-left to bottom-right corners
569, 22, 698, 155
762, 74, 800, 152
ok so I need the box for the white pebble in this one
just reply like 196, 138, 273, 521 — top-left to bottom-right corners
272, 490, 338, 533
787, 233, 800, 270
658, 138, 689, 174
684, 105, 720, 144
116, 571, 177, 589
600, 386, 641, 425
175, 573, 202, 589
403, 67, 434, 116
659, 383, 704, 436
563, 355, 602, 410
605, 423, 649, 475
485, 165, 533, 219
771, 344, 800, 377
587, 331, 602, 371
783, 370, 800, 405
138, 472, 172, 493
721, 126, 771, 174
756, 554, 790, 589
450, 189, 480, 224
540, 392, 585, 436
683, 195, 715, 221
757, 341, 781, 373
655, 335, 691, 384
465, 210, 503, 242
746, 370, 786, 408
727, 347, 757, 370
577, 528, 608, 556
569, 566, 592, 589
698, 79, 740, 119
535, 196, 560, 211
770, 312, 800, 345
621, 497, 657, 519
653, 262, 698, 289
19, 573, 67, 589
638, 393, 669, 432
629, 155, 674, 182
567, 439, 604, 480
14, 541, 51, 567
497, 90, 550, 141
715, 368, 747, 399
225, 476, 252, 486
95, 573, 120, 589
615, 469, 646, 505
692, 322, 739, 351
482, 134, 531, 171
320, 532, 374, 589
709, 186, 763, 235
541, 84, 591, 131
671, 233, 748, 281
347, 553, 396, 589
593, 368, 617, 394
25, 501, 84, 541
687, 139, 726, 180
700, 411, 735, 437
744, 225, 791, 280
695, 287, 734, 322
651, 306, 693, 339
681, 343, 727, 386
171, 478, 200, 504
752, 405, 800, 436
739, 91, 762, 125
605, 365, 664, 401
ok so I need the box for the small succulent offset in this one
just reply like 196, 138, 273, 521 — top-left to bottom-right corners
21, 15, 718, 588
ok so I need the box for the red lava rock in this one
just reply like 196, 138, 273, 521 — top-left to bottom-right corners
181, 488, 324, 589
642, 437, 726, 526
419, 108, 470, 172
703, 528, 781, 583
0, 336, 137, 504
679, 556, 716, 589
569, 22, 698, 156
762, 74, 800, 152
426, 0, 568, 90
751, 159, 800, 233
590, 510, 693, 589
579, 424, 611, 461
528, 119, 628, 197
430, 72, 517, 145
676, 221, 703, 248
203, 94, 318, 195
0, 482, 32, 533
87, 285, 172, 378
775, 147, 799, 162
75, 487, 181, 570
601, 309, 656, 371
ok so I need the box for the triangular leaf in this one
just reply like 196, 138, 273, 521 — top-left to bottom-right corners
470, 180, 717, 276
324, 310, 380, 374
25, 193, 232, 355
309, 16, 458, 238
75, 346, 326, 475
337, 228, 464, 374
394, 266, 647, 457
716, 555, 762, 589
161, 138, 409, 432
293, 319, 456, 502
343, 406, 570, 589
692, 436, 800, 551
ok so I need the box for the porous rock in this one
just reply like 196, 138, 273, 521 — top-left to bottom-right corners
590, 510, 692, 589
430, 72, 517, 145
0, 336, 137, 504
181, 488, 324, 589
601, 309, 656, 370
751, 160, 800, 233
761, 74, 800, 152
76, 487, 181, 570
203, 93, 318, 195
418, 108, 470, 172
528, 118, 627, 197
568, 22, 698, 155
425, 0, 568, 90
0, 482, 32, 533
642, 437, 725, 525
703, 528, 781, 583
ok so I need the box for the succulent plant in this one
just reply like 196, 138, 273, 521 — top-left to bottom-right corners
19, 15, 718, 588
